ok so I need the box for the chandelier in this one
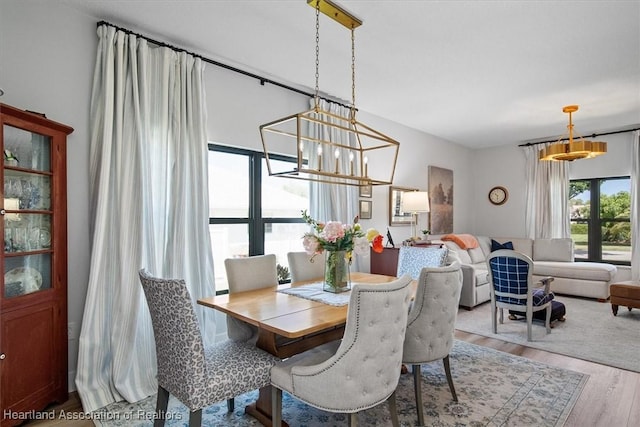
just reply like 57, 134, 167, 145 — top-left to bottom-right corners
539, 105, 607, 161
259, 0, 399, 187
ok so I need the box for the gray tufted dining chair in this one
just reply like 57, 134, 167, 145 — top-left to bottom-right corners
287, 251, 324, 282
224, 254, 279, 343
402, 260, 463, 426
270, 275, 413, 427
139, 269, 279, 427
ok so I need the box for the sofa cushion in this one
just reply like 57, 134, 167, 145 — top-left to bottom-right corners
443, 241, 472, 264
468, 247, 486, 264
473, 265, 489, 286
492, 237, 533, 258
533, 261, 617, 282
533, 238, 574, 262
491, 239, 514, 251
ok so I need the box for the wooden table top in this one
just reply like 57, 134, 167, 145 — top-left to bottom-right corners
197, 272, 401, 339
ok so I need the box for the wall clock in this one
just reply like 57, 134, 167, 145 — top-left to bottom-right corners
488, 186, 508, 205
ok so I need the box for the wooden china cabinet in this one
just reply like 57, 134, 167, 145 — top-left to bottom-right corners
0, 104, 72, 426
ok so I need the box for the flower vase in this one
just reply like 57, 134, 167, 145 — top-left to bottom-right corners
323, 250, 351, 293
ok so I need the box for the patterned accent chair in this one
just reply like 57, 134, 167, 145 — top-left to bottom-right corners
138, 269, 279, 426
287, 251, 324, 282
486, 249, 555, 341
224, 254, 279, 343
270, 275, 414, 427
396, 246, 449, 279
402, 260, 463, 426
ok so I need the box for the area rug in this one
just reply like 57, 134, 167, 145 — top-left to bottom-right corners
455, 296, 640, 372
93, 340, 587, 426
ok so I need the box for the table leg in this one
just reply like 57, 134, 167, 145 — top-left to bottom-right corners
244, 386, 289, 427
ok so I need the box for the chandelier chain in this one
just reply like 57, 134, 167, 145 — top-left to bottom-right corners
351, 27, 356, 115
314, 0, 320, 109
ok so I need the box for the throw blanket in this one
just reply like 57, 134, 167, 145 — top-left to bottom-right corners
442, 233, 479, 249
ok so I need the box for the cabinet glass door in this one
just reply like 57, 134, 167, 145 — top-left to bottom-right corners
3, 124, 53, 298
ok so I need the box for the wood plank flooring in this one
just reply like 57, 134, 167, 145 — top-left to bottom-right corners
22, 330, 640, 426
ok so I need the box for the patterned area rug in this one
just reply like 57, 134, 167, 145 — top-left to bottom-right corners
94, 340, 587, 426
455, 296, 640, 372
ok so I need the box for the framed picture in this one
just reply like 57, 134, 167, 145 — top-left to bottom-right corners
359, 200, 372, 220
428, 166, 454, 234
359, 184, 372, 198
389, 186, 417, 226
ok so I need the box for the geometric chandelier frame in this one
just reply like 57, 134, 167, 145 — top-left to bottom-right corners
260, 0, 399, 187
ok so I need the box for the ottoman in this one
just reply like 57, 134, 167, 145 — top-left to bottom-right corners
610, 281, 640, 316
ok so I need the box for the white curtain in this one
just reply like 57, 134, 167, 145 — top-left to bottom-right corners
523, 144, 570, 239
631, 131, 640, 280
308, 99, 359, 223
76, 25, 215, 412
308, 99, 361, 267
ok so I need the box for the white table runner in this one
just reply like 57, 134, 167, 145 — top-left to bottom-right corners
277, 282, 355, 306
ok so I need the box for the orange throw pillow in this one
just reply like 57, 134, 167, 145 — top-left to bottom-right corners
442, 233, 479, 250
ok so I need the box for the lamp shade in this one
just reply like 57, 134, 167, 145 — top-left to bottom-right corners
402, 191, 430, 213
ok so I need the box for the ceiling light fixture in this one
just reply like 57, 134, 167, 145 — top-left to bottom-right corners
539, 105, 607, 161
259, 0, 399, 187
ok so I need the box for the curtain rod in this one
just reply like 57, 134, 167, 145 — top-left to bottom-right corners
96, 20, 352, 110
518, 126, 640, 147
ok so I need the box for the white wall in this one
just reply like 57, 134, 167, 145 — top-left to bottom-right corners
469, 145, 528, 237
2, 0, 96, 391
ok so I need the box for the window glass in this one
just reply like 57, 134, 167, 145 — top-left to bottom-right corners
261, 158, 309, 218
569, 177, 630, 264
208, 147, 309, 293
208, 150, 249, 218
600, 178, 631, 263
570, 180, 590, 260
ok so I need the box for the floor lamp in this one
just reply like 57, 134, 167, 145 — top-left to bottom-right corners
401, 191, 430, 239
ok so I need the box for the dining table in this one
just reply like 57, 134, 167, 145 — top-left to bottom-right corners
197, 271, 410, 427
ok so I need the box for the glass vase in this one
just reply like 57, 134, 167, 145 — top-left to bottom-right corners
323, 250, 351, 293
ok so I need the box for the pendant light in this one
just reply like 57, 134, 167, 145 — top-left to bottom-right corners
539, 105, 607, 161
259, 0, 399, 186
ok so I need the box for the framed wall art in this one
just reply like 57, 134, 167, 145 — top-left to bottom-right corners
359, 200, 372, 220
359, 184, 372, 198
428, 166, 453, 234
388, 186, 417, 226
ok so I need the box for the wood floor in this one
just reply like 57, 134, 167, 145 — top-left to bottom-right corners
22, 330, 640, 427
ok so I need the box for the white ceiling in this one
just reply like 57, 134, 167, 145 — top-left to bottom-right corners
61, 0, 640, 149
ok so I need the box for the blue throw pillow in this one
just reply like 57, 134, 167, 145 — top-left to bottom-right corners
491, 239, 514, 252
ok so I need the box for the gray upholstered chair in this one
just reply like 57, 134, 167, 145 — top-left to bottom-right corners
139, 269, 279, 426
270, 275, 413, 427
402, 261, 463, 426
287, 251, 324, 282
486, 249, 555, 341
224, 254, 279, 342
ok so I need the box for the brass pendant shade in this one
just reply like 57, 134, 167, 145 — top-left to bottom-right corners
259, 0, 399, 187
539, 105, 607, 161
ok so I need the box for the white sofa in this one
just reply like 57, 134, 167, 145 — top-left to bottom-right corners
433, 235, 618, 309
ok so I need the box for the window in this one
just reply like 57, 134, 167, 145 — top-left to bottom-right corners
569, 177, 631, 265
208, 145, 309, 294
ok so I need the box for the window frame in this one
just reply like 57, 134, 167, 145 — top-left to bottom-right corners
208, 144, 307, 293
569, 176, 631, 266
